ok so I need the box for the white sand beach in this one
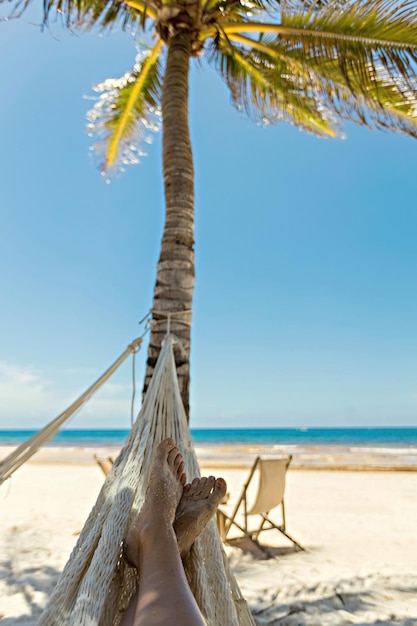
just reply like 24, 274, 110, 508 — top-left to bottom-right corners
0, 446, 416, 625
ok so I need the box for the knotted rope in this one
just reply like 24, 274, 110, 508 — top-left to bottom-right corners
38, 337, 255, 626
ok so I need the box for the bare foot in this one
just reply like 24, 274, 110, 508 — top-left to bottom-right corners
174, 476, 227, 558
124, 438, 186, 568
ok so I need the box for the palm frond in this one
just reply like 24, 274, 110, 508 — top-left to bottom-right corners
1, 0, 143, 31
281, 0, 350, 12
277, 0, 417, 94
209, 0, 417, 137
87, 40, 164, 176
250, 33, 417, 136
203, 0, 266, 19
210, 38, 339, 136
126, 0, 158, 27
208, 0, 351, 20
266, 34, 417, 136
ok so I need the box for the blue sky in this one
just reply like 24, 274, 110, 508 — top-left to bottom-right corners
0, 6, 416, 429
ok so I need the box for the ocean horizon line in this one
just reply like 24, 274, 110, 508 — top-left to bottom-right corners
1, 426, 417, 449
1, 426, 417, 432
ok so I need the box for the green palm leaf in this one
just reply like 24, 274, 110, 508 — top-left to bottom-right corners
277, 0, 417, 93
206, 0, 417, 137
203, 0, 267, 20
278, 38, 417, 136
87, 40, 163, 174
225, 32, 417, 137
1, 0, 141, 30
211, 39, 339, 135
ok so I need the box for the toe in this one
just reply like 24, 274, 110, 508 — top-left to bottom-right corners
156, 438, 175, 459
187, 477, 200, 496
176, 458, 186, 481
201, 476, 215, 498
213, 477, 227, 502
194, 477, 207, 497
173, 452, 183, 470
167, 446, 180, 469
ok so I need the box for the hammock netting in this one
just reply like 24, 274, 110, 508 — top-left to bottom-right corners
37, 337, 255, 626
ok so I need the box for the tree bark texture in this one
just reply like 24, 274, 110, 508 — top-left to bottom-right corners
144, 32, 194, 419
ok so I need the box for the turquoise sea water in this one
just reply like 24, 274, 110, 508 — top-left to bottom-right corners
1, 427, 417, 448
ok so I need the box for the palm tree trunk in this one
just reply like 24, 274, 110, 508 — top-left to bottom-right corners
143, 31, 194, 419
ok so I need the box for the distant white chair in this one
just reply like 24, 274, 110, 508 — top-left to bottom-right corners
217, 455, 304, 552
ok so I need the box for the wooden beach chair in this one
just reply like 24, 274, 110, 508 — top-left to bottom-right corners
217, 455, 304, 553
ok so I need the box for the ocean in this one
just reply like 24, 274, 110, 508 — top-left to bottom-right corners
1, 427, 417, 469
1, 427, 417, 448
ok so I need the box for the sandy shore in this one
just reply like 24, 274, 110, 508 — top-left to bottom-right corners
1, 446, 417, 625
2, 441, 417, 470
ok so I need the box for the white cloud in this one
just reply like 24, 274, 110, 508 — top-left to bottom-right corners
82, 382, 139, 422
0, 362, 54, 421
0, 362, 138, 428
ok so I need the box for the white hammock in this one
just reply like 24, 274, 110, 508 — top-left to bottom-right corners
38, 336, 255, 626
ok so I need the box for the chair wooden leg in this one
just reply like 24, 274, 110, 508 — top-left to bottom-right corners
277, 528, 305, 551
216, 510, 227, 540
253, 515, 267, 541
257, 513, 305, 551
218, 514, 276, 558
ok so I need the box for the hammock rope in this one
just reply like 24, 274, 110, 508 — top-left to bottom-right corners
38, 336, 255, 626
0, 338, 143, 487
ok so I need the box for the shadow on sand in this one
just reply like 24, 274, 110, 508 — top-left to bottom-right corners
0, 560, 60, 625
248, 572, 417, 626
226, 537, 301, 560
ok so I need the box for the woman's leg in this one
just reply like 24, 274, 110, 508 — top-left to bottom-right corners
121, 438, 226, 626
